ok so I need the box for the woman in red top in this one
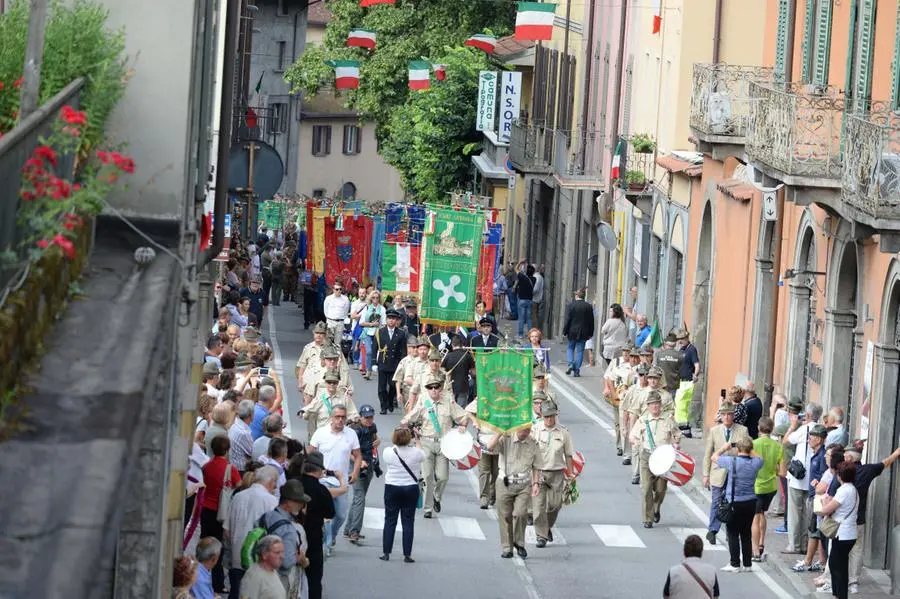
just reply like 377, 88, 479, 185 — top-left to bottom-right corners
200, 435, 241, 593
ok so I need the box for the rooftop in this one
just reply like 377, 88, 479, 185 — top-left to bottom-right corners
494, 35, 534, 59
308, 0, 333, 25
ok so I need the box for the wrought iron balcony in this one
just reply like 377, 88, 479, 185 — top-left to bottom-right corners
843, 110, 900, 224
690, 64, 774, 141
232, 105, 285, 144
508, 120, 553, 174
613, 136, 655, 196
746, 82, 846, 183
552, 129, 606, 189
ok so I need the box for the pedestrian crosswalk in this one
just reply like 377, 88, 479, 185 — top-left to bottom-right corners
362, 507, 719, 550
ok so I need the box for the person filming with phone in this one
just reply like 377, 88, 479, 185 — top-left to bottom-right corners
702, 402, 749, 546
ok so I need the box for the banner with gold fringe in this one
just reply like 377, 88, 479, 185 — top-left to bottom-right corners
473, 349, 533, 433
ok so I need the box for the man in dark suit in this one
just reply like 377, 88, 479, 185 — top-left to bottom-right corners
470, 317, 501, 351
375, 309, 407, 414
429, 326, 454, 354
562, 288, 595, 377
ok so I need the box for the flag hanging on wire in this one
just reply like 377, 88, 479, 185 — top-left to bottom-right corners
464, 34, 498, 54
408, 60, 431, 90
360, 0, 395, 6
249, 71, 264, 105
326, 60, 361, 89
515, 2, 556, 41
433, 63, 447, 80
652, 0, 662, 34
347, 29, 377, 49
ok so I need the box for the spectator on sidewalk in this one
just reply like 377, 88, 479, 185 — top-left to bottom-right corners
818, 461, 859, 599
240, 275, 268, 330
515, 264, 536, 339
172, 556, 198, 599
675, 329, 700, 437
751, 417, 782, 562
239, 535, 287, 599
741, 382, 763, 439
634, 314, 651, 348
663, 534, 720, 598
782, 402, 822, 555
523, 328, 551, 371
259, 480, 311, 597
191, 537, 221, 599
229, 399, 255, 473
532, 264, 545, 330
825, 407, 849, 448
299, 451, 338, 599
205, 402, 235, 458
225, 465, 279, 599
200, 436, 241, 592
600, 303, 628, 369
622, 286, 639, 342
713, 438, 764, 573
504, 265, 518, 321
702, 402, 749, 546
562, 288, 595, 378
345, 404, 380, 543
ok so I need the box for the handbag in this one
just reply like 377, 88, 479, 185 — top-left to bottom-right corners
394, 447, 425, 509
682, 561, 714, 599
216, 463, 236, 523
819, 489, 858, 539
787, 427, 809, 480
716, 458, 737, 524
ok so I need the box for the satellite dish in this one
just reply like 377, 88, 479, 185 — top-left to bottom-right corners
596, 221, 618, 251
227, 139, 285, 199
587, 254, 598, 274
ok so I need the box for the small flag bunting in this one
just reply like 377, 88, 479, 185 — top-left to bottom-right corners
652, 0, 662, 34
433, 63, 447, 81
347, 29, 377, 49
464, 34, 498, 54
408, 60, 431, 90
611, 138, 624, 180
360, 0, 395, 6
515, 2, 557, 41
325, 60, 361, 90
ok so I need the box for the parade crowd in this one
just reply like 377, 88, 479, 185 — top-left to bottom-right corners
174, 226, 900, 599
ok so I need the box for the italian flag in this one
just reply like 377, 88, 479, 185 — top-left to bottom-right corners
347, 29, 376, 49
433, 63, 447, 81
464, 34, 497, 54
652, 0, 662, 34
424, 210, 436, 235
408, 60, 431, 90
327, 60, 360, 90
611, 138, 624, 180
381, 242, 421, 293
360, 0, 394, 6
515, 2, 556, 41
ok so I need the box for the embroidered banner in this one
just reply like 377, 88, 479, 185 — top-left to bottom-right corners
473, 349, 533, 433
385, 204, 426, 244
381, 242, 421, 295
419, 207, 483, 325
324, 215, 368, 287
477, 223, 502, 311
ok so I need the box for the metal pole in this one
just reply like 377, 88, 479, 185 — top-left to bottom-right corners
18, 0, 48, 122
246, 142, 258, 237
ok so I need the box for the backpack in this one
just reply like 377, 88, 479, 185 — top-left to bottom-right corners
240, 515, 294, 569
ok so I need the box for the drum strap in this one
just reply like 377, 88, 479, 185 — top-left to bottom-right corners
645, 419, 657, 451
424, 399, 442, 436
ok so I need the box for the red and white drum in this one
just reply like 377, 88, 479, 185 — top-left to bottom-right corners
454, 443, 482, 470
648, 444, 696, 486
440, 429, 475, 461
563, 450, 586, 478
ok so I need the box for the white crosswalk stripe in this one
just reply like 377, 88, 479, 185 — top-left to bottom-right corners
591, 524, 646, 548
524, 525, 567, 546
438, 516, 487, 540
364, 507, 404, 532
669, 527, 727, 551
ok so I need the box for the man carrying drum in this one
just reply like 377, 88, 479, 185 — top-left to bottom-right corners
401, 373, 470, 519
532, 399, 574, 548
629, 390, 681, 529
488, 426, 540, 560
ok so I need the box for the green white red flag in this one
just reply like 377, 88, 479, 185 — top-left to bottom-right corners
408, 60, 431, 90
326, 60, 360, 89
433, 63, 447, 81
515, 2, 556, 41
652, 0, 662, 33
381, 242, 421, 294
347, 29, 376, 49
464, 34, 497, 54
360, 0, 394, 6
611, 138, 624, 180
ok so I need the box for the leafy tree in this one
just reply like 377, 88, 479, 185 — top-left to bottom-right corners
284, 0, 514, 201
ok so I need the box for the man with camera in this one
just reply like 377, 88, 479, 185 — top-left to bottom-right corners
344, 404, 382, 544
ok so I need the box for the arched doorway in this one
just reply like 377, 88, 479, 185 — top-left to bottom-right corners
749, 218, 777, 393
667, 213, 686, 329
650, 201, 667, 324
821, 236, 860, 419
692, 200, 714, 429
339, 181, 357, 200
784, 220, 817, 402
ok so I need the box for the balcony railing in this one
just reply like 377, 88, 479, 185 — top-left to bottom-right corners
843, 110, 900, 221
613, 136, 655, 195
746, 82, 845, 181
690, 64, 774, 139
508, 120, 553, 174
232, 105, 285, 144
552, 129, 606, 189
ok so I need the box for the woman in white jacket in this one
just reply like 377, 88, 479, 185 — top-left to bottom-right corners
600, 303, 629, 368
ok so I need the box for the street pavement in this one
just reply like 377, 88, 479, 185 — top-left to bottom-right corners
263, 304, 804, 599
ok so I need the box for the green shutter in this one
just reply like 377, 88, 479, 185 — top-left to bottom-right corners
812, 0, 833, 86
854, 0, 876, 112
844, 0, 858, 106
892, 3, 900, 109
801, 0, 817, 83
775, 0, 793, 82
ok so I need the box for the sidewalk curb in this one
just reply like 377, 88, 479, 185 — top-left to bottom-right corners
548, 366, 816, 599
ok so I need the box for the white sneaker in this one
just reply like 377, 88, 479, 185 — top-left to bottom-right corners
848, 583, 859, 594
741, 565, 756, 573
720, 565, 742, 573
816, 583, 832, 593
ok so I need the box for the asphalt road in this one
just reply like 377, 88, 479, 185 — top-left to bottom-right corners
264, 303, 795, 599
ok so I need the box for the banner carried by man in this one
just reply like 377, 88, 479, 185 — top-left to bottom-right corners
472, 349, 533, 433
381, 242, 421, 295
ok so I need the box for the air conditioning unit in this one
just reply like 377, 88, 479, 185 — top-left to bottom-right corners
707, 91, 733, 135
878, 153, 900, 198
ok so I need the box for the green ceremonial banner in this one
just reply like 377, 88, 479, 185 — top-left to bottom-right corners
259, 201, 285, 229
473, 350, 533, 433
419, 206, 484, 325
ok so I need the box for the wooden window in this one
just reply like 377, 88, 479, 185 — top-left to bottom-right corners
270, 103, 287, 134
276, 41, 286, 71
277, 0, 288, 16
852, 0, 876, 112
342, 125, 361, 155
893, 3, 900, 109
775, 0, 793, 81
812, 0, 833, 86
312, 188, 326, 199
312, 125, 331, 156
801, 0, 816, 82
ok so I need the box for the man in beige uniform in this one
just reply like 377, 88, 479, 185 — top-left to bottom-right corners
402, 336, 431, 390
604, 345, 635, 457
406, 349, 449, 411
465, 398, 499, 509
401, 373, 470, 518
532, 399, 574, 548
643, 366, 674, 417
488, 426, 540, 559
393, 337, 419, 410
629, 391, 681, 528
304, 346, 353, 401
532, 364, 556, 405
295, 321, 328, 392
302, 369, 359, 438
622, 363, 650, 482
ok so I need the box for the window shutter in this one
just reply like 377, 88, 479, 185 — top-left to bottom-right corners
892, 4, 900, 109
622, 54, 634, 139
844, 0, 858, 105
853, 0, 876, 112
566, 56, 576, 132
775, 0, 793, 82
548, 50, 559, 130
801, 0, 816, 83
326, 126, 332, 155
812, 0, 833, 86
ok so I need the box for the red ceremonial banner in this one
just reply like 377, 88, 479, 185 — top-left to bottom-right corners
477, 240, 497, 311
325, 215, 368, 287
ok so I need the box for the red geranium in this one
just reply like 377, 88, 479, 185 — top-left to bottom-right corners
52, 234, 76, 259
34, 145, 58, 167
60, 105, 87, 126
